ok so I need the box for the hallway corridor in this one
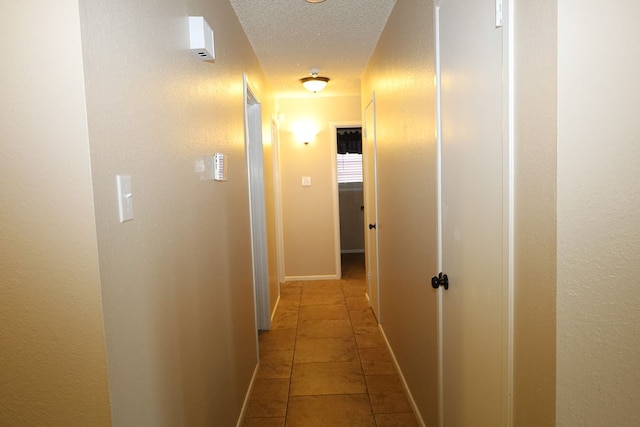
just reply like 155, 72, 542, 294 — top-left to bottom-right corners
243, 254, 419, 426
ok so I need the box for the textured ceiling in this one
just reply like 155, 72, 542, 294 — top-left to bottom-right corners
229, 0, 397, 98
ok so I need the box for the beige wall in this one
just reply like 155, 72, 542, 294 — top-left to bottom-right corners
557, 0, 640, 423
0, 1, 112, 424
513, 0, 557, 424
278, 96, 361, 279
364, 0, 640, 424
361, 0, 439, 424
79, 0, 273, 424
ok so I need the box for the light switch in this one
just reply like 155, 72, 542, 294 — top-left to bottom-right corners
301, 176, 311, 187
116, 175, 134, 223
495, 0, 503, 27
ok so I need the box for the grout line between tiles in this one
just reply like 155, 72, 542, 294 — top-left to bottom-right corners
247, 255, 417, 426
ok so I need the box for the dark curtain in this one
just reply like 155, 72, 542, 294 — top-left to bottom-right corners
337, 129, 362, 154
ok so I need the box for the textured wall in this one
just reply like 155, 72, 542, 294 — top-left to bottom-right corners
513, 0, 557, 424
0, 1, 112, 424
361, 0, 439, 424
278, 96, 361, 279
79, 0, 273, 424
557, 0, 640, 424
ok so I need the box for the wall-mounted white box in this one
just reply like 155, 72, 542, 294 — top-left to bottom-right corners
189, 16, 215, 62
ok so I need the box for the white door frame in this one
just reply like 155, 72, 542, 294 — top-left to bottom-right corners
271, 118, 286, 284
363, 95, 380, 321
434, 5, 445, 425
503, 0, 515, 422
243, 74, 270, 331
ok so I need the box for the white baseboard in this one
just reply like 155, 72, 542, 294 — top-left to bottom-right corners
270, 295, 280, 325
236, 363, 260, 427
284, 274, 340, 281
378, 325, 427, 427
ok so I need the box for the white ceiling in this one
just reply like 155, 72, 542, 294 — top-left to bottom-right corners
229, 0, 397, 98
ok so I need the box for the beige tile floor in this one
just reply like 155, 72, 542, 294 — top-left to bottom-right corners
243, 254, 419, 427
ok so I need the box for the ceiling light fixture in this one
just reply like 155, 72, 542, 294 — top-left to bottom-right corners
305, 0, 326, 3
300, 69, 330, 93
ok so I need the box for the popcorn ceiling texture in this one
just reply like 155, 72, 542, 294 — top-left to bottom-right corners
230, 0, 396, 97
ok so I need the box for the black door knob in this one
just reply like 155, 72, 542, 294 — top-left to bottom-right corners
431, 272, 449, 290
369, 223, 376, 229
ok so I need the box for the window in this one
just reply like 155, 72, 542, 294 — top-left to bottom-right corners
336, 128, 362, 183
337, 153, 363, 183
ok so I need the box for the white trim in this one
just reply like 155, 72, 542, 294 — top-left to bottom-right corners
434, 4, 445, 427
271, 295, 281, 323
502, 0, 515, 424
284, 274, 340, 282
243, 74, 270, 332
379, 325, 427, 427
235, 363, 260, 427
271, 118, 286, 285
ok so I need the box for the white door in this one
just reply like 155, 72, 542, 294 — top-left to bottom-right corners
437, 0, 511, 424
363, 96, 380, 321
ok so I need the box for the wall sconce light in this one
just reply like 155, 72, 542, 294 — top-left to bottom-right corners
300, 68, 330, 93
292, 121, 318, 146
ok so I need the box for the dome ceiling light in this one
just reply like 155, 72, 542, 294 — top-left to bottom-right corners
300, 69, 330, 93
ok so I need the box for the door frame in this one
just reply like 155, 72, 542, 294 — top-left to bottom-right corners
243, 74, 270, 331
363, 95, 380, 321
271, 118, 286, 285
502, 0, 515, 422
434, 5, 445, 425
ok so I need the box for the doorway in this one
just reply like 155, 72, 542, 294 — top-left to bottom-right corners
330, 121, 363, 280
335, 126, 365, 256
243, 74, 270, 331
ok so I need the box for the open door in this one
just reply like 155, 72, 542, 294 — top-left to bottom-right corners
363, 95, 380, 322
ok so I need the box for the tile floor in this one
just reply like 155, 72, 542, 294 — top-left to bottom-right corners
243, 254, 419, 426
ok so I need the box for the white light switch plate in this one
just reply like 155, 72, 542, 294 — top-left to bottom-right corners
116, 175, 134, 223
301, 176, 311, 186
495, 0, 503, 27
